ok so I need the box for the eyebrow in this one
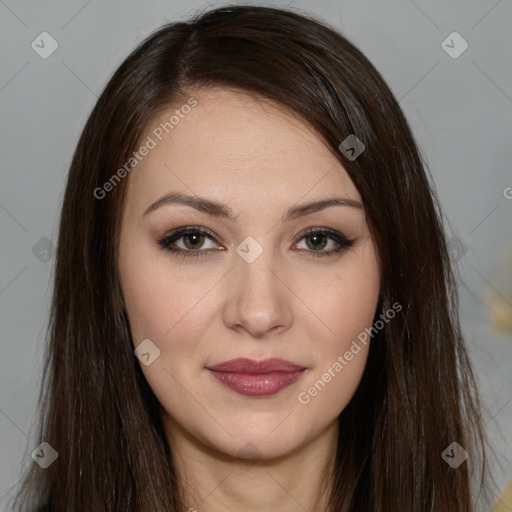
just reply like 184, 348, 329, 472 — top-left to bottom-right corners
143, 192, 363, 222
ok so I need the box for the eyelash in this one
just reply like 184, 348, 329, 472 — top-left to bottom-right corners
157, 226, 355, 259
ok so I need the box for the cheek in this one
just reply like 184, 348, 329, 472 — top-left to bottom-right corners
297, 350, 369, 418
297, 255, 379, 411
318, 258, 380, 350
120, 265, 172, 343
119, 239, 209, 343
119, 249, 212, 406
296, 289, 374, 415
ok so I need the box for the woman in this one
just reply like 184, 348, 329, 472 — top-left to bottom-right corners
11, 5, 490, 511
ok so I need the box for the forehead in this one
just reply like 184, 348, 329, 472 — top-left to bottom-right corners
124, 87, 361, 215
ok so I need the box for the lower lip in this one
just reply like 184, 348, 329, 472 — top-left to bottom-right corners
207, 369, 306, 397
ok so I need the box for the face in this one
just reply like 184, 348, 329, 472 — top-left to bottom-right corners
118, 87, 381, 461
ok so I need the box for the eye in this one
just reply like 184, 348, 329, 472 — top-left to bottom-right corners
157, 227, 221, 258
157, 226, 356, 259
293, 227, 355, 258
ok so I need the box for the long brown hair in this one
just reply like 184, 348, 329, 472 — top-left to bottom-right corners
11, 5, 490, 511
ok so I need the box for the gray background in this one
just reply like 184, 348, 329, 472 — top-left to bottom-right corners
1, 0, 511, 508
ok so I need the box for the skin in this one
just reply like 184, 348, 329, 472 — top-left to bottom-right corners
118, 87, 381, 512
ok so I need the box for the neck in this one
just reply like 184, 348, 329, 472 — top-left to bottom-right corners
162, 414, 339, 512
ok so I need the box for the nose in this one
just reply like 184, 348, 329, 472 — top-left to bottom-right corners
222, 250, 294, 339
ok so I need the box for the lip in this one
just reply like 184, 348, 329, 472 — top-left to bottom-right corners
206, 358, 307, 397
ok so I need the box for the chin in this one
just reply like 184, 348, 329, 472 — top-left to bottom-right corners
199, 417, 313, 462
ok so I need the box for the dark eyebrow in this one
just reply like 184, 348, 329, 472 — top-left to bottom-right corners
283, 196, 363, 222
143, 192, 363, 222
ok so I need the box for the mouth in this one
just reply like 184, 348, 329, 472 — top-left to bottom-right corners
206, 358, 308, 397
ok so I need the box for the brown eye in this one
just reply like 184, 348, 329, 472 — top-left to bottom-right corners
182, 232, 206, 250
294, 228, 355, 258
157, 227, 220, 258
304, 232, 329, 251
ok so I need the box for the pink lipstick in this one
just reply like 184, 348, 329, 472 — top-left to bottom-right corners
206, 358, 307, 397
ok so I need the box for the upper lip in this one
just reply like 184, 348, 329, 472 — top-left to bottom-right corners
206, 358, 306, 374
